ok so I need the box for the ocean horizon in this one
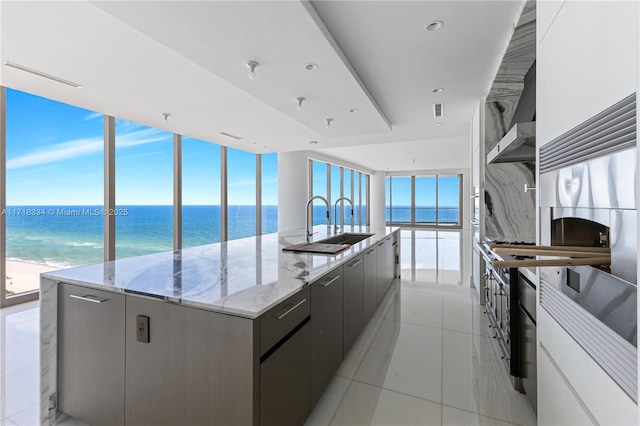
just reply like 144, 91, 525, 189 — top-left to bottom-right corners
4, 204, 458, 269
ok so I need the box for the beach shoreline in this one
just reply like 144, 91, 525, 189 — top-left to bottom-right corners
5, 259, 59, 295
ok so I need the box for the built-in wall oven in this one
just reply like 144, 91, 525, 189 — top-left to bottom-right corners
539, 93, 637, 402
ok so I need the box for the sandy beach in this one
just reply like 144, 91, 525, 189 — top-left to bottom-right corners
5, 259, 58, 295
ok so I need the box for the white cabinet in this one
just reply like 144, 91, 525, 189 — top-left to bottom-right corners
538, 346, 595, 426
538, 308, 638, 425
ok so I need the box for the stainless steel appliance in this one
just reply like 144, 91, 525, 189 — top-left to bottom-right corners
479, 241, 531, 390
539, 93, 637, 402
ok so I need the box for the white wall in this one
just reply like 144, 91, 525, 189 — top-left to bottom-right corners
536, 0, 639, 423
369, 171, 386, 227
277, 150, 309, 232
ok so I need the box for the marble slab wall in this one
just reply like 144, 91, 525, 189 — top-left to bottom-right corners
483, 0, 537, 243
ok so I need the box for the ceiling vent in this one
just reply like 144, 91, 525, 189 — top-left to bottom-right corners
433, 102, 444, 118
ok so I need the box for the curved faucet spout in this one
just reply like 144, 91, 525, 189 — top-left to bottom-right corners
334, 197, 354, 233
306, 195, 330, 243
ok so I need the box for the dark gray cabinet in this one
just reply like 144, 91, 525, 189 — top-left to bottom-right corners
310, 267, 344, 406
125, 296, 256, 426
58, 283, 126, 426
260, 322, 310, 426
343, 253, 364, 355
363, 247, 378, 322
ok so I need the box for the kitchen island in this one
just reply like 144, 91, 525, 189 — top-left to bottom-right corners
40, 225, 400, 425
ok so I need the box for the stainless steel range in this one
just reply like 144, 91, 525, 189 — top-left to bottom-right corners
479, 241, 533, 390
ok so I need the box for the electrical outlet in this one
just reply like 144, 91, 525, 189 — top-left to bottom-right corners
136, 315, 150, 343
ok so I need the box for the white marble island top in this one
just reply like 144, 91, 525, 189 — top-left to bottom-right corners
42, 225, 399, 319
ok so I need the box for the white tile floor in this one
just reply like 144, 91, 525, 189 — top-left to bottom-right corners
306, 281, 537, 426
1, 230, 536, 425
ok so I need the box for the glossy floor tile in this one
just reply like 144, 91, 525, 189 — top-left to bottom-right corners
309, 277, 537, 426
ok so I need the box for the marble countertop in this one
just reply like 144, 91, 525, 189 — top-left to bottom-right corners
42, 225, 399, 319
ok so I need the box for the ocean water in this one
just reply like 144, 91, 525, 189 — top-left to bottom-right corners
5, 205, 278, 268
5, 205, 456, 269
385, 206, 459, 224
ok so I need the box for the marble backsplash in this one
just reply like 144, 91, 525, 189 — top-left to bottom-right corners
483, 0, 537, 244
485, 162, 536, 243
484, 100, 536, 243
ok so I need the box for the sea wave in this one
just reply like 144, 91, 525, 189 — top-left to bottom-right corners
65, 241, 101, 247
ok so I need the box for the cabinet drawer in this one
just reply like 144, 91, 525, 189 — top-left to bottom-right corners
260, 286, 310, 355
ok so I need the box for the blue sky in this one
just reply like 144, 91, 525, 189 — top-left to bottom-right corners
6, 89, 277, 205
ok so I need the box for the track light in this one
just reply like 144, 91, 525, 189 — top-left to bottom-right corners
246, 60, 259, 80
296, 97, 305, 111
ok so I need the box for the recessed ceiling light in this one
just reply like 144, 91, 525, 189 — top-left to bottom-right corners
432, 87, 444, 93
309, 140, 318, 145
349, 108, 358, 113
425, 20, 444, 32
220, 131, 242, 140
4, 61, 83, 88
305, 63, 318, 71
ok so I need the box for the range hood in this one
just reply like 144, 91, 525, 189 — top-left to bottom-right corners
487, 121, 536, 164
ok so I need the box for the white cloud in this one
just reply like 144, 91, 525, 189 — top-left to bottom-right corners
82, 112, 103, 121
7, 127, 171, 170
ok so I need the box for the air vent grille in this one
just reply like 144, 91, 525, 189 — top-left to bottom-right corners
433, 103, 444, 118
540, 93, 636, 173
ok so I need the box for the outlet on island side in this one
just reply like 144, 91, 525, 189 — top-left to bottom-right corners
136, 315, 150, 343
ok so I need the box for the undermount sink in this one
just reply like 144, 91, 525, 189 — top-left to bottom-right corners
316, 232, 374, 246
282, 233, 374, 254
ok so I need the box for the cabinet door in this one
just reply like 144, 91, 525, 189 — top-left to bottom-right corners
363, 247, 378, 321
260, 321, 310, 426
375, 240, 387, 304
58, 283, 125, 426
343, 254, 364, 355
310, 267, 344, 407
125, 297, 255, 426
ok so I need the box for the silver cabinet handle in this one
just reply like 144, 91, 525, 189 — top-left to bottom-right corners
70, 294, 108, 304
348, 259, 362, 268
365, 249, 376, 255
377, 242, 384, 247
277, 299, 307, 320
320, 276, 340, 287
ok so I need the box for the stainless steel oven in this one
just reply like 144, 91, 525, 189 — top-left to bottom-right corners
539, 93, 637, 402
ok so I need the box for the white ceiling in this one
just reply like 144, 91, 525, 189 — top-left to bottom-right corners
0, 0, 524, 171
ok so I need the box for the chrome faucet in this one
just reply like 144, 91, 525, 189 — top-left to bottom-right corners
306, 195, 330, 243
334, 197, 354, 234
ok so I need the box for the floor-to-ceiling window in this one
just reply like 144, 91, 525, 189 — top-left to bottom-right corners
261, 153, 278, 235
115, 119, 173, 258
311, 160, 329, 226
387, 174, 462, 228
227, 147, 256, 240
389, 176, 411, 224
415, 176, 437, 225
310, 160, 370, 227
4, 89, 104, 301
437, 175, 461, 225
182, 137, 221, 247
